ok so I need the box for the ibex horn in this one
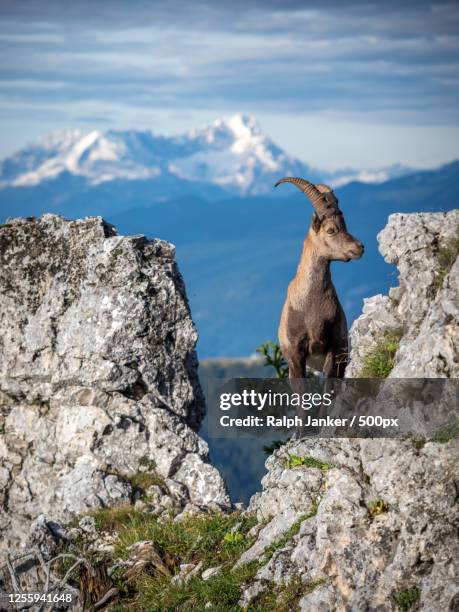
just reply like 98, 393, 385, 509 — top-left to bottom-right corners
274, 177, 338, 217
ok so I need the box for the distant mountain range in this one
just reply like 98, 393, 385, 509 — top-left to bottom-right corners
0, 114, 414, 201
1, 115, 457, 358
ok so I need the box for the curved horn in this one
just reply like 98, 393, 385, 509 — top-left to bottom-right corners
315, 183, 333, 193
274, 177, 334, 217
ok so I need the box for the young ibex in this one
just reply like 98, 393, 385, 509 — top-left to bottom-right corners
276, 177, 364, 378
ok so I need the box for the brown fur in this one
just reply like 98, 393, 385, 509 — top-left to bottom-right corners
279, 211, 363, 378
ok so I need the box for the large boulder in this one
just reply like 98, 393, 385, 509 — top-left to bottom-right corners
0, 215, 230, 551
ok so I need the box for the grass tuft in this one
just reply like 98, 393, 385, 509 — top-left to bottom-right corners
357, 328, 403, 378
128, 471, 166, 493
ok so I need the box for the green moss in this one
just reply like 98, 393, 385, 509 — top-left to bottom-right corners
394, 586, 420, 611
357, 328, 403, 378
433, 235, 459, 290
91, 505, 143, 534
285, 453, 333, 471
430, 422, 459, 443
111, 245, 123, 261
368, 499, 389, 517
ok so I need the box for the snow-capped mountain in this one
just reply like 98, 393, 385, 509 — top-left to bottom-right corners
0, 114, 320, 196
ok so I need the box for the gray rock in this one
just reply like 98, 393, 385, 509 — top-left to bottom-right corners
238, 581, 266, 608
0, 215, 229, 551
299, 583, 338, 611
238, 435, 458, 609
346, 210, 459, 377
201, 566, 222, 581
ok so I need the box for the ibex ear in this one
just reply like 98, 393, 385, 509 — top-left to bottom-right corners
311, 213, 321, 233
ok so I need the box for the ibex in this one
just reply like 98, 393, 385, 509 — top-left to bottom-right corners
276, 177, 364, 378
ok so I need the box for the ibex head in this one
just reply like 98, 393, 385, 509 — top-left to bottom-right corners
274, 177, 364, 262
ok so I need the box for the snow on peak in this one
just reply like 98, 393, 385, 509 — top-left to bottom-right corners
175, 113, 302, 193
1, 114, 310, 194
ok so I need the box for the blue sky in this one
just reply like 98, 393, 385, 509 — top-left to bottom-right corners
0, 0, 458, 169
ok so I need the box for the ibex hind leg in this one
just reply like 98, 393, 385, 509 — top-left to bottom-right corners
284, 345, 309, 439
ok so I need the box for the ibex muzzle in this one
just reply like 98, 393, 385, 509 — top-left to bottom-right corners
275, 177, 364, 378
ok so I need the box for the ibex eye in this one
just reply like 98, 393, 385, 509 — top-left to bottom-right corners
327, 228, 335, 235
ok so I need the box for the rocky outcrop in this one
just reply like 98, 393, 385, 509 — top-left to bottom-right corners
0, 215, 230, 551
240, 436, 458, 610
346, 210, 459, 377
1, 211, 457, 611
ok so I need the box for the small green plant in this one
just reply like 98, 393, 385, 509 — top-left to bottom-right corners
256, 341, 289, 379
358, 328, 403, 378
223, 531, 244, 545
394, 585, 421, 611
369, 499, 389, 517
433, 235, 459, 290
286, 453, 332, 471
412, 437, 426, 450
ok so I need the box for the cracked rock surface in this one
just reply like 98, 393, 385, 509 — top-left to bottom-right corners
0, 215, 230, 551
346, 210, 459, 377
240, 436, 458, 610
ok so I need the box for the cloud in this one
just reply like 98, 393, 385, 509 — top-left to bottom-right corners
0, 0, 458, 165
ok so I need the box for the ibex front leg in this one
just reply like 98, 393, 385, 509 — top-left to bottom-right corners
284, 344, 307, 379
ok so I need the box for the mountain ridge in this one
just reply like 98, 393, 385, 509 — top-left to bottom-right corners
0, 113, 421, 197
